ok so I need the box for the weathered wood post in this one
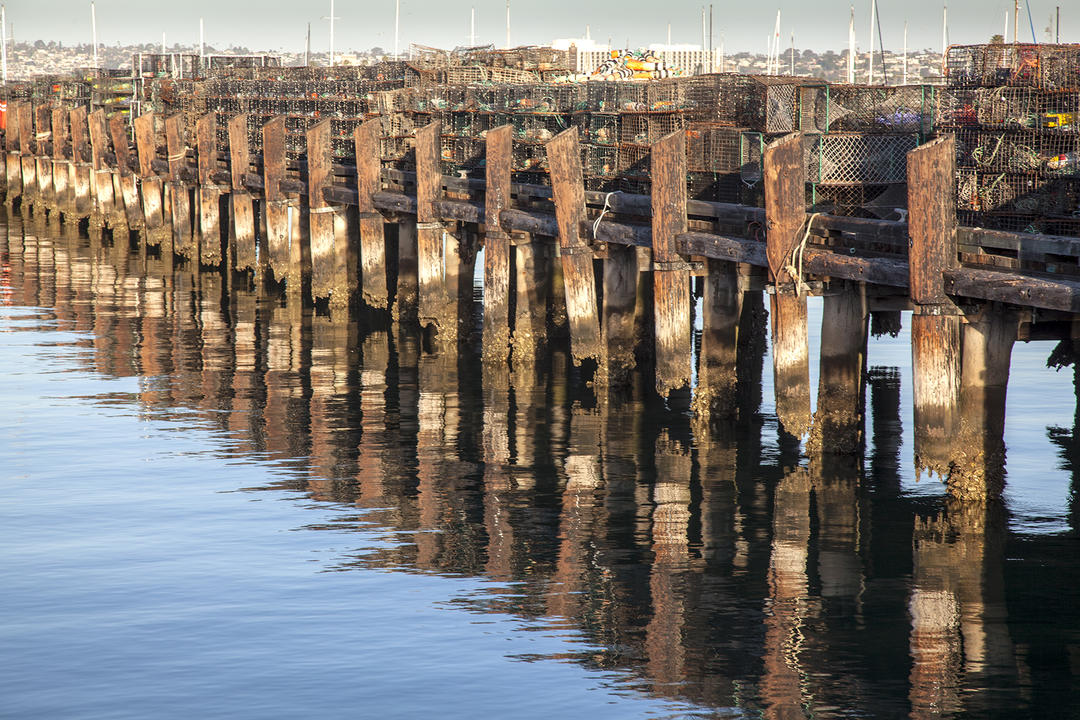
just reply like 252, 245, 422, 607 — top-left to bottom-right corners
134, 112, 168, 248
68, 107, 92, 221
87, 109, 116, 231
546, 127, 601, 367
807, 281, 869, 455
601, 242, 638, 389
482, 124, 513, 365
651, 130, 692, 397
196, 114, 223, 267
414, 121, 455, 338
109, 112, 143, 232
262, 116, 294, 286
355, 118, 388, 312
907, 135, 961, 481
4, 100, 22, 205
306, 119, 351, 306
34, 105, 53, 210
18, 103, 36, 207
51, 107, 71, 216
508, 231, 551, 378
164, 114, 194, 260
693, 258, 742, 420
228, 113, 257, 274
953, 306, 1017, 500
394, 218, 420, 322
764, 132, 811, 438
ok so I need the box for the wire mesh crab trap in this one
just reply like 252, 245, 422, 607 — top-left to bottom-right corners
444, 66, 490, 86
686, 172, 743, 203
646, 79, 688, 111
808, 183, 909, 219
696, 75, 803, 134
447, 111, 479, 137
506, 83, 583, 113
687, 124, 747, 174
945, 43, 1080, 90
380, 134, 412, 163
959, 210, 1080, 236
582, 144, 619, 178
1038, 45, 1080, 91
1040, 91, 1080, 132
955, 129, 1060, 174
585, 81, 647, 113
805, 132, 918, 185
809, 84, 934, 134
615, 111, 687, 147
330, 117, 363, 158
511, 141, 548, 172
584, 114, 619, 146
441, 135, 485, 175
511, 113, 572, 144
957, 170, 1080, 215
617, 143, 650, 177
740, 131, 765, 186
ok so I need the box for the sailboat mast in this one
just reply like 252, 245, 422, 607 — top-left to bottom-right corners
868, 0, 877, 84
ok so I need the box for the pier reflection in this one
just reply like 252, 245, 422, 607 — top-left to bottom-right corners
3, 213, 1079, 718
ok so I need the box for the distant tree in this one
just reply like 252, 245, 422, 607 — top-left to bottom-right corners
990, 34, 1005, 44
370, 46, 385, 56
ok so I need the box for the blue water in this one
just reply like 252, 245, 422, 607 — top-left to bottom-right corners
2, 213, 1079, 719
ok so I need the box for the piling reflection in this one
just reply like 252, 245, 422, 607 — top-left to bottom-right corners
4, 211, 1080, 718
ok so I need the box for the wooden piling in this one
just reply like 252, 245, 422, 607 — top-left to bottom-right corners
355, 119, 389, 312
395, 219, 419, 323
511, 231, 550, 370
165, 114, 194, 259
306, 119, 350, 305
109, 112, 142, 232
952, 308, 1018, 500
764, 132, 811, 438
601, 242, 638, 388
482, 124, 513, 365
18, 103, 36, 205
907, 135, 961, 480
908, 137, 958, 308
415, 121, 453, 337
262, 116, 291, 284
35, 105, 54, 209
808, 282, 869, 456
651, 131, 691, 396
196, 114, 223, 266
69, 107, 92, 220
546, 127, 600, 366
134, 112, 167, 248
693, 259, 742, 420
5, 101, 22, 203
50, 107, 71, 215
911, 310, 961, 477
228, 113, 256, 273
87, 110, 116, 229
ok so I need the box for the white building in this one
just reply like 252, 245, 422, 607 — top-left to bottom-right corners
554, 34, 724, 75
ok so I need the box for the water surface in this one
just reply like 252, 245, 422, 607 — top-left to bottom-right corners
2, 210, 1079, 718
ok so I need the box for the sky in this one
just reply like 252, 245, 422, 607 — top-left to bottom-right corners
3, 0, 1074, 54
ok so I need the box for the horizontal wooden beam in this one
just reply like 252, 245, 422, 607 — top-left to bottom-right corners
959, 226, 1080, 260
945, 267, 1080, 314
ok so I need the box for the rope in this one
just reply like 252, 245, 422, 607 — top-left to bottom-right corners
973, 133, 1004, 168
783, 212, 821, 297
592, 190, 621, 240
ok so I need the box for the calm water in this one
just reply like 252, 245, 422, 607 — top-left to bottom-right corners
2, 209, 1079, 719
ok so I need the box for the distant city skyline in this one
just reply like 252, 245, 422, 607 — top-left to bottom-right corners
2, 0, 1073, 55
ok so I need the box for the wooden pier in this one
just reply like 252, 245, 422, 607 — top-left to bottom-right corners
4, 84, 1080, 502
